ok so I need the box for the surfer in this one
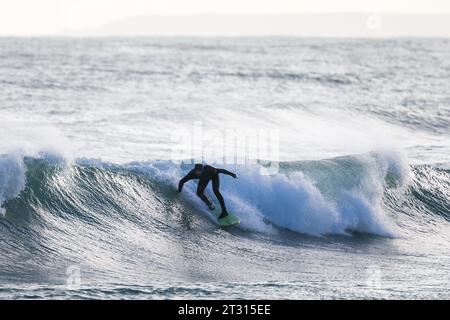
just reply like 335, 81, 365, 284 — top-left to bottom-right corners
178, 164, 238, 219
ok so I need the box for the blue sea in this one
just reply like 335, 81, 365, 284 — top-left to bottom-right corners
0, 37, 449, 299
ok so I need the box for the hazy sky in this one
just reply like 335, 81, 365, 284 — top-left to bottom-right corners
0, 0, 449, 36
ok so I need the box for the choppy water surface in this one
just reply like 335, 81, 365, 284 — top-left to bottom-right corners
0, 37, 449, 299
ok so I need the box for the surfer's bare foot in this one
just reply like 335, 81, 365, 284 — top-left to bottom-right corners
208, 203, 216, 211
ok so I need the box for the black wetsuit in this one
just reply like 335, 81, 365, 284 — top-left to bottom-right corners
178, 165, 236, 216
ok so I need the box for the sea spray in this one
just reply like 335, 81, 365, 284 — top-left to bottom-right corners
0, 153, 26, 216
125, 151, 408, 236
217, 151, 409, 236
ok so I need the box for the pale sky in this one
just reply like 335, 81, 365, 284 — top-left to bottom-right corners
0, 0, 449, 36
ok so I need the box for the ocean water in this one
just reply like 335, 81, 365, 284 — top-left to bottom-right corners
0, 37, 449, 299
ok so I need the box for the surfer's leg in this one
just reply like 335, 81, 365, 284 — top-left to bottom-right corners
212, 175, 228, 219
196, 178, 215, 210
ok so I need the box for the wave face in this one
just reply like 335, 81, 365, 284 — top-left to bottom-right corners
1, 150, 449, 298
1, 151, 410, 237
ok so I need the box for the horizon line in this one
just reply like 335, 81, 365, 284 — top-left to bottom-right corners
2, 12, 450, 38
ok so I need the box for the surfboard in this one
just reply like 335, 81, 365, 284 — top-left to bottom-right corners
211, 208, 241, 227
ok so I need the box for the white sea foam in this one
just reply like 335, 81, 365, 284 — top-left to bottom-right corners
137, 149, 409, 236
0, 120, 72, 215
0, 153, 26, 216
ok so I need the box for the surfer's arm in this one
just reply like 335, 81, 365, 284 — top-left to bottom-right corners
216, 168, 237, 179
178, 170, 196, 192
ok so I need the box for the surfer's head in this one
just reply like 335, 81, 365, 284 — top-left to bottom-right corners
194, 164, 203, 176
